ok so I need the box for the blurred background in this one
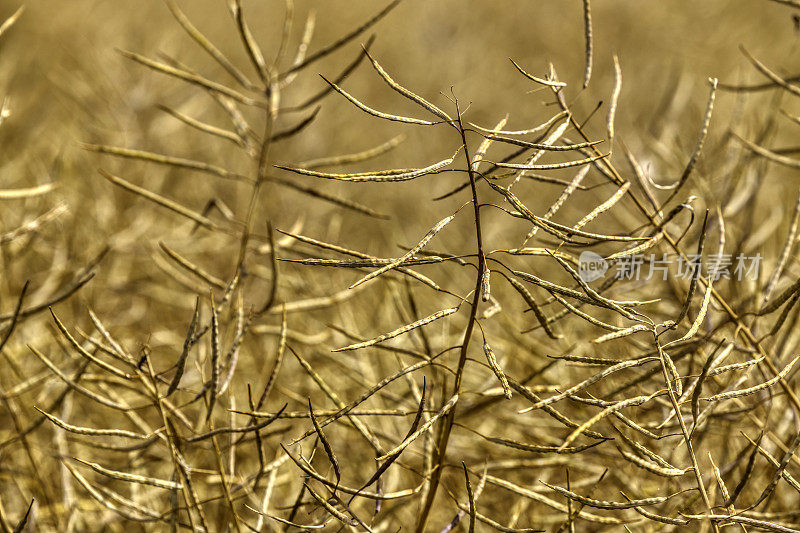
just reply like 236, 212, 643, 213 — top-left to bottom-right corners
2, 0, 797, 324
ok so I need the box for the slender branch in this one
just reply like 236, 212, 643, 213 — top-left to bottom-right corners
415, 97, 485, 532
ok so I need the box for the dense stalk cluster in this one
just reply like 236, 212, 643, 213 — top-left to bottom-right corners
2, 1, 800, 531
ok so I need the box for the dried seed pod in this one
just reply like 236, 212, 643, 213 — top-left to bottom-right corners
483, 342, 511, 399
376, 394, 458, 461
333, 307, 458, 352
704, 356, 799, 402
541, 481, 677, 510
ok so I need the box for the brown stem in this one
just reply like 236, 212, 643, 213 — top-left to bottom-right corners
415, 100, 484, 532
236, 81, 277, 274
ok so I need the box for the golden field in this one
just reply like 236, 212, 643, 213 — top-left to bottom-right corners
2, 1, 800, 531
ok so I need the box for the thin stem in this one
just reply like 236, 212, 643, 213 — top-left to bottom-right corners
236, 79, 278, 275
655, 337, 719, 533
415, 99, 485, 532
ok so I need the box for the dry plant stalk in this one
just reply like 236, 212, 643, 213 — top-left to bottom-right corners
4, 1, 800, 532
